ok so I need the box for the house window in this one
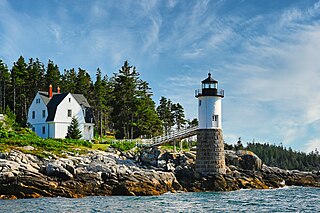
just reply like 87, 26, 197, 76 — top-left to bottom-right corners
199, 100, 201, 106
69, 98, 71, 102
42, 126, 45, 134
67, 109, 72, 117
32, 127, 35, 132
32, 111, 35, 119
42, 110, 45, 118
36, 99, 40, 103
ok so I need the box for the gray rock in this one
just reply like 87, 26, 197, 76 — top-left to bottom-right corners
45, 162, 73, 180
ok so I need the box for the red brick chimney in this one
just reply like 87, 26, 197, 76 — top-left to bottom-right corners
49, 84, 53, 99
57, 86, 60, 94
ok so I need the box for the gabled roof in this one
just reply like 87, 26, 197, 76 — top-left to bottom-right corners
202, 73, 218, 84
37, 91, 94, 123
72, 94, 91, 108
39, 91, 57, 105
46, 93, 69, 121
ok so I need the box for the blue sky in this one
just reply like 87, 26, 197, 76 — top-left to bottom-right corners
1, 0, 320, 153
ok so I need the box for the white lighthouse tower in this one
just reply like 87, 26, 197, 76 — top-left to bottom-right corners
195, 73, 226, 175
196, 73, 224, 129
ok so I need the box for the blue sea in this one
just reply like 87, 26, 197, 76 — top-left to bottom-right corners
0, 186, 319, 212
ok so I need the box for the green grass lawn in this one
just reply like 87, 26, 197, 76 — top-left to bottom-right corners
91, 143, 110, 151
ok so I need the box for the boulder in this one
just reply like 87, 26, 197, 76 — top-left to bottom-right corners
236, 150, 263, 171
45, 162, 73, 180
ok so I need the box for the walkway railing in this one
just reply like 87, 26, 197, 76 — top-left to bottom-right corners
138, 126, 198, 147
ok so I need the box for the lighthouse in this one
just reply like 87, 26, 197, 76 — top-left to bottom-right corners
195, 73, 226, 175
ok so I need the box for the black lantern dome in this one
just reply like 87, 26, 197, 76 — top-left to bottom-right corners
195, 73, 224, 97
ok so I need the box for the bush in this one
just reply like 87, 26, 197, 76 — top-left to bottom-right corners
64, 138, 93, 148
110, 141, 136, 151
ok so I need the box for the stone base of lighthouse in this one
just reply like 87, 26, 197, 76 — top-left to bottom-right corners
195, 129, 226, 175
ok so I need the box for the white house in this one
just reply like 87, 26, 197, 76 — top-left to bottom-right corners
27, 85, 95, 140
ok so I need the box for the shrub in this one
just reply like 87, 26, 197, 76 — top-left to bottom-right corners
110, 141, 136, 151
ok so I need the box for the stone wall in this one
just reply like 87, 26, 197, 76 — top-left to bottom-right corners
195, 129, 226, 175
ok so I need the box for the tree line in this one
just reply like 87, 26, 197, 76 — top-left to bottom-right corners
0, 56, 194, 139
245, 142, 320, 171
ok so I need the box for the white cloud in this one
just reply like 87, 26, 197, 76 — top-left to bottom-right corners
304, 138, 320, 153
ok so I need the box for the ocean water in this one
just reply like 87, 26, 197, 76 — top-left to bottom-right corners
0, 186, 319, 212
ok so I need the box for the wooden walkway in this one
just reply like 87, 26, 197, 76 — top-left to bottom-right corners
138, 126, 198, 147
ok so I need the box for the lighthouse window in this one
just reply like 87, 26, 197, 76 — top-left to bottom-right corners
212, 115, 218, 121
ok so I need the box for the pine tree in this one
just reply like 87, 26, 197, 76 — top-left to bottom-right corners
61, 68, 77, 93
111, 61, 139, 139
76, 68, 92, 98
26, 58, 45, 108
188, 118, 199, 127
157, 96, 174, 135
172, 103, 186, 130
110, 61, 161, 139
45, 60, 60, 90
0, 60, 10, 113
135, 80, 162, 137
11, 56, 28, 125
66, 117, 82, 139
94, 68, 106, 136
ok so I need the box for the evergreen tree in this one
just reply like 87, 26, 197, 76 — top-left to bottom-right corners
66, 117, 82, 139
111, 61, 139, 139
157, 96, 174, 135
110, 61, 161, 139
135, 81, 162, 137
0, 60, 10, 113
172, 103, 186, 130
26, 58, 46, 106
11, 56, 28, 125
94, 68, 106, 136
188, 118, 199, 127
45, 60, 60, 90
235, 137, 244, 150
61, 68, 77, 93
76, 68, 92, 98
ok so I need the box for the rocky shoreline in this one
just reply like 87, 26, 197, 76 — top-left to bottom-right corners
0, 147, 319, 199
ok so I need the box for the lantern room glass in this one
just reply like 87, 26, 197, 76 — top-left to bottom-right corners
202, 82, 217, 89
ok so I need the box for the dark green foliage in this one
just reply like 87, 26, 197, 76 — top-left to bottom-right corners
0, 57, 185, 140
172, 103, 186, 130
246, 142, 320, 171
66, 117, 82, 139
0, 59, 10, 113
110, 140, 136, 151
61, 68, 77, 93
188, 118, 198, 127
157, 96, 174, 135
110, 61, 161, 139
157, 97, 188, 134
0, 127, 92, 156
11, 56, 28, 125
235, 137, 244, 150
45, 60, 60, 90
